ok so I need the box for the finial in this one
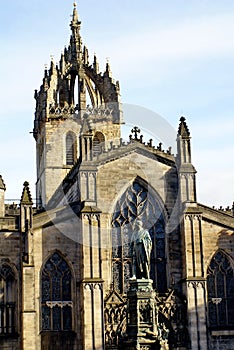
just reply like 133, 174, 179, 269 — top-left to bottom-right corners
71, 1, 79, 24
178, 116, 190, 137
105, 58, 112, 77
44, 64, 48, 77
130, 126, 141, 140
180, 116, 185, 122
93, 53, 99, 73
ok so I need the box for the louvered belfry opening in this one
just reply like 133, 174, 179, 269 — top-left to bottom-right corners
66, 133, 76, 165
93, 132, 105, 157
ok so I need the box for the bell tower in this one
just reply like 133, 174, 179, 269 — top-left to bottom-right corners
33, 3, 122, 208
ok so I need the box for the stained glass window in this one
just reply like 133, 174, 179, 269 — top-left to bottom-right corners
112, 181, 167, 294
41, 252, 72, 331
207, 251, 234, 329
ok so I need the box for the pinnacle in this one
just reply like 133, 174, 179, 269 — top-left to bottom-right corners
0, 175, 6, 191
71, 1, 80, 26
20, 181, 33, 205
178, 116, 190, 137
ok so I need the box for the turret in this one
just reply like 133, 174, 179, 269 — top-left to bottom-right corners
177, 117, 197, 203
0, 175, 6, 217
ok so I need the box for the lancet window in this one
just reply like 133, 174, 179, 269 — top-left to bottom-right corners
0, 264, 16, 335
41, 252, 72, 331
112, 181, 167, 295
207, 251, 234, 329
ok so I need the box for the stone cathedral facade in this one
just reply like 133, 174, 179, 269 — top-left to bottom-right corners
0, 4, 234, 350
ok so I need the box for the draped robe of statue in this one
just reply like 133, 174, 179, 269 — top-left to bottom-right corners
131, 219, 152, 279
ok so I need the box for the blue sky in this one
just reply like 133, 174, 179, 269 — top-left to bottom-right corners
0, 1, 234, 207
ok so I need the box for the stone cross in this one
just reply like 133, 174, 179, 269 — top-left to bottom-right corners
131, 126, 141, 140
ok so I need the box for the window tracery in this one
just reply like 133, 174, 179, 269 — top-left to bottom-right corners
207, 251, 234, 329
112, 181, 166, 294
41, 252, 72, 331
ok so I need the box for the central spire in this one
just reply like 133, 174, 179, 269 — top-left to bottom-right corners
72, 3, 78, 21
70, 2, 81, 30
70, 2, 82, 59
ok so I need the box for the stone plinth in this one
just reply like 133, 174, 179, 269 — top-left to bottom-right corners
122, 278, 160, 350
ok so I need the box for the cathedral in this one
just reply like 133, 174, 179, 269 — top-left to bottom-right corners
0, 3, 234, 350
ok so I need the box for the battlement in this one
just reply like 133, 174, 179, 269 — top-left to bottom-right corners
48, 104, 77, 119
212, 203, 234, 217
5, 202, 20, 216
92, 129, 174, 163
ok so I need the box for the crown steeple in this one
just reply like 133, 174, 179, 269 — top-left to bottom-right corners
33, 4, 122, 207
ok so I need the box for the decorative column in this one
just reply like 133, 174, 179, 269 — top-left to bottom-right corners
80, 133, 93, 161
186, 280, 208, 350
81, 210, 104, 350
82, 281, 104, 350
183, 213, 208, 350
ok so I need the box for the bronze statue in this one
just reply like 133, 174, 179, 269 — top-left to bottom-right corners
131, 219, 152, 279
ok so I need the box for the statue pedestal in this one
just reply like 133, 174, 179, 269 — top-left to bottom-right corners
122, 278, 160, 350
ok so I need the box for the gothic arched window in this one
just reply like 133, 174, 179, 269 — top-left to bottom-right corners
0, 264, 16, 334
66, 132, 76, 165
112, 181, 166, 294
93, 132, 105, 157
207, 251, 234, 329
41, 252, 72, 331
